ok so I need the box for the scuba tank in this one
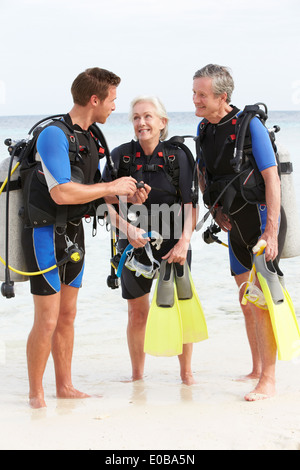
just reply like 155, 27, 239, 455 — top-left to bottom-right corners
277, 143, 300, 259
0, 115, 108, 298
0, 143, 28, 285
233, 105, 300, 259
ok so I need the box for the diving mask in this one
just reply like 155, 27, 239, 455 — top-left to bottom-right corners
115, 231, 163, 280
125, 242, 160, 279
244, 284, 268, 310
241, 279, 268, 311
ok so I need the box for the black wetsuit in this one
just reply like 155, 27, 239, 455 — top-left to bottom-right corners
21, 115, 102, 295
198, 106, 278, 276
103, 140, 194, 299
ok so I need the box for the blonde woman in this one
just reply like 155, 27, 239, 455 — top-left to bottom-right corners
104, 96, 198, 384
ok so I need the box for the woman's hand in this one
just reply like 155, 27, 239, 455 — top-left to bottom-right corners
127, 225, 149, 249
161, 237, 190, 265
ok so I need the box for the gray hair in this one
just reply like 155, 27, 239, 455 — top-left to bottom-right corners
129, 95, 169, 141
193, 64, 234, 103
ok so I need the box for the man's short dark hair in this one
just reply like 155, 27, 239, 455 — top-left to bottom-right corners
71, 67, 121, 106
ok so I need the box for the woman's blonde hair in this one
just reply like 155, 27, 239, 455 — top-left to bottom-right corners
129, 95, 169, 140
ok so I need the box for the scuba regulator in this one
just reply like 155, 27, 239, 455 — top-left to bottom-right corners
203, 222, 228, 248
56, 236, 84, 267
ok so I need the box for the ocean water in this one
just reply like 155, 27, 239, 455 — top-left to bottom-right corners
0, 111, 300, 398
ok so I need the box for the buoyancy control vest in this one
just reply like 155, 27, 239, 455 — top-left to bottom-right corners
195, 103, 300, 259
115, 137, 199, 208
19, 114, 108, 232
198, 104, 274, 214
110, 137, 198, 240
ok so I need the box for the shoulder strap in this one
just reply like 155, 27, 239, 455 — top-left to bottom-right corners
198, 118, 209, 139
48, 119, 80, 162
231, 103, 268, 173
89, 123, 110, 157
89, 123, 119, 180
162, 137, 199, 207
116, 141, 137, 178
22, 116, 81, 166
161, 141, 181, 190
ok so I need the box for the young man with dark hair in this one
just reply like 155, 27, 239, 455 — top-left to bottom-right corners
24, 67, 147, 409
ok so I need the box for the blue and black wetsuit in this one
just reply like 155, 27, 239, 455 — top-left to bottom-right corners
103, 140, 194, 299
198, 106, 278, 276
22, 115, 101, 295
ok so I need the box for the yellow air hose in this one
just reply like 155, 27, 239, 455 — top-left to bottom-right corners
0, 161, 20, 195
0, 256, 57, 276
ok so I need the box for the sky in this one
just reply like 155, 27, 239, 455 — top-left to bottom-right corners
0, 0, 300, 116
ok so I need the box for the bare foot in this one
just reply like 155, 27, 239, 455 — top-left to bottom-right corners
29, 396, 47, 409
244, 392, 271, 402
56, 385, 91, 400
181, 373, 197, 386
235, 371, 261, 382
121, 375, 144, 384
244, 378, 276, 402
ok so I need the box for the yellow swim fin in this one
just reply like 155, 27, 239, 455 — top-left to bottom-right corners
255, 254, 300, 361
144, 260, 183, 357
174, 262, 208, 344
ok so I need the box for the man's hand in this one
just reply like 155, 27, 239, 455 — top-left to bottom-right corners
257, 232, 278, 262
128, 183, 151, 204
112, 177, 139, 198
214, 207, 232, 232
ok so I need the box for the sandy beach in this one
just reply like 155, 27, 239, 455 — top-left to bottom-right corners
1, 113, 300, 451
1, 320, 300, 451
1, 205, 300, 452
1, 0, 300, 451
1, 271, 300, 450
